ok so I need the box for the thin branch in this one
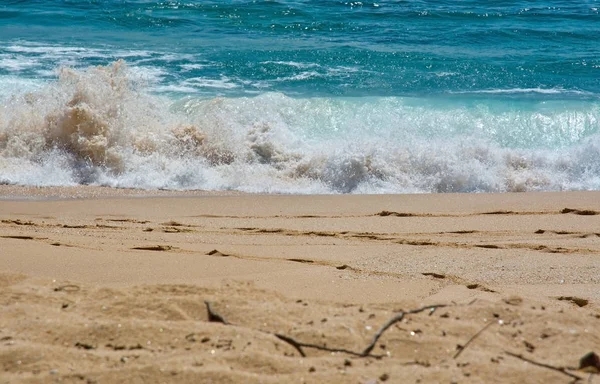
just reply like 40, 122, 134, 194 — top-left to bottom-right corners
274, 333, 371, 357
361, 304, 447, 357
505, 351, 584, 382
274, 334, 306, 357
454, 321, 494, 359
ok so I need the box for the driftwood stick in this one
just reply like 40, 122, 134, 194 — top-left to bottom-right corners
454, 321, 494, 359
361, 304, 447, 357
274, 333, 368, 357
274, 334, 306, 357
204, 301, 229, 325
505, 351, 584, 382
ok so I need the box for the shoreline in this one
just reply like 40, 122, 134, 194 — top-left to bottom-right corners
0, 185, 246, 201
2, 183, 600, 205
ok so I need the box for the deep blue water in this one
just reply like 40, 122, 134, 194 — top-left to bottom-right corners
1, 1, 599, 193
2, 0, 599, 97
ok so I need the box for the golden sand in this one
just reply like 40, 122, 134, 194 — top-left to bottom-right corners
1, 186, 599, 383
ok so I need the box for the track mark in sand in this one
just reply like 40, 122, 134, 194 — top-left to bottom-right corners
254, 227, 474, 241
561, 208, 599, 216
162, 226, 195, 233
236, 227, 391, 241
206, 249, 318, 266
94, 224, 122, 229
132, 245, 177, 251
534, 229, 600, 238
556, 296, 589, 307
161, 220, 192, 227
579, 233, 600, 238
422, 273, 497, 293
191, 214, 349, 219
2, 234, 94, 250
287, 258, 314, 264
58, 223, 124, 230
469, 210, 555, 216
353, 234, 393, 240
61, 224, 88, 229
203, 249, 381, 276
50, 242, 74, 247
106, 218, 150, 224
400, 239, 596, 255
105, 343, 145, 351
1, 235, 37, 240
256, 228, 285, 234
304, 231, 338, 237
237, 227, 286, 234
375, 211, 417, 217
196, 210, 541, 219
283, 258, 390, 277
422, 272, 446, 279
396, 239, 437, 246
153, 221, 198, 233
475, 244, 503, 249
53, 284, 81, 292
232, 227, 599, 254
206, 249, 229, 257
421, 272, 464, 285
95, 217, 150, 224
466, 283, 496, 293
375, 209, 588, 218
188, 208, 596, 220
1, 218, 128, 230
236, 227, 437, 243
1, 219, 36, 226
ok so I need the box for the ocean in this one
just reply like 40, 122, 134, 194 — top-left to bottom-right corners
1, 0, 599, 193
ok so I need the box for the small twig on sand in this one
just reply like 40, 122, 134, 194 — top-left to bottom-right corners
454, 321, 494, 359
361, 304, 447, 357
204, 301, 229, 325
505, 351, 584, 382
202, 301, 448, 358
274, 334, 306, 357
274, 333, 369, 358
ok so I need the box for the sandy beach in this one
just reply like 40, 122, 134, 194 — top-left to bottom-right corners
1, 186, 599, 383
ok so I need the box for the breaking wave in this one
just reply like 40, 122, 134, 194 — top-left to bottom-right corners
1, 61, 600, 194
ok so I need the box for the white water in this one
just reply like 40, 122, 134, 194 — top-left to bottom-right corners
1, 61, 600, 193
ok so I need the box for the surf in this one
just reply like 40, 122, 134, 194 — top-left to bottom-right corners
1, 61, 599, 193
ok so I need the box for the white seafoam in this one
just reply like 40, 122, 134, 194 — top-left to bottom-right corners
1, 61, 600, 193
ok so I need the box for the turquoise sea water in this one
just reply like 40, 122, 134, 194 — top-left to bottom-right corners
1, 1, 599, 193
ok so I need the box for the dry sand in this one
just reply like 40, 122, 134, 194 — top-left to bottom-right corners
1, 186, 599, 383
